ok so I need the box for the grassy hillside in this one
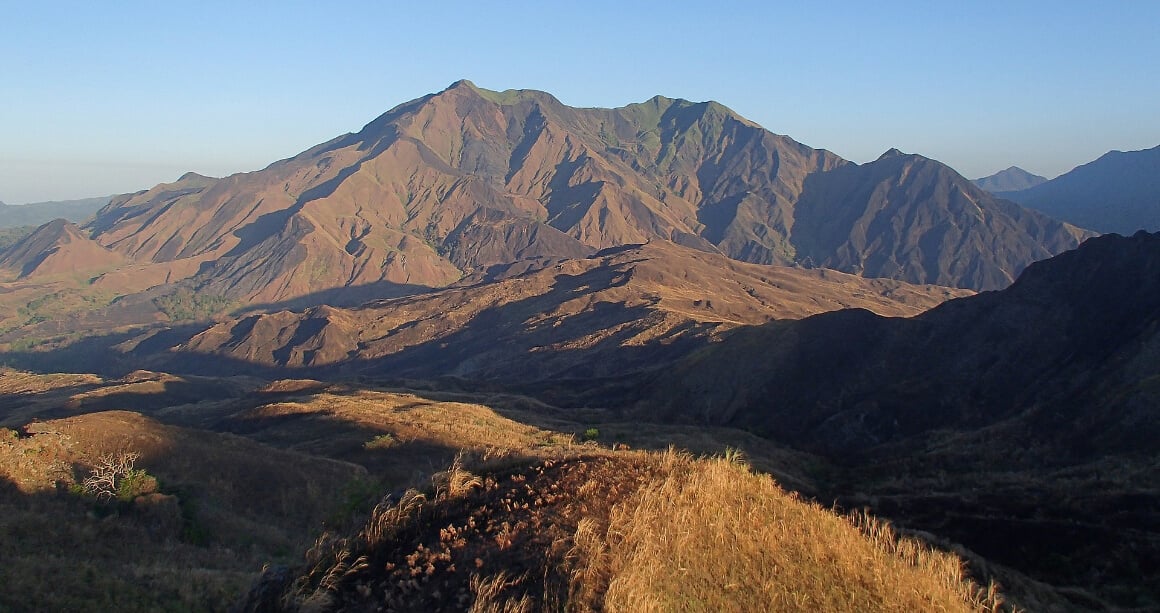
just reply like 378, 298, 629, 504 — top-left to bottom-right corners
256, 450, 1006, 612
0, 369, 1019, 611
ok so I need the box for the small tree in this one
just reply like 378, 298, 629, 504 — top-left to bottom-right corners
82, 451, 157, 503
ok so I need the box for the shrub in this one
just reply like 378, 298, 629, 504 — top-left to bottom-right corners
582, 428, 600, 442
363, 434, 396, 450
81, 451, 158, 503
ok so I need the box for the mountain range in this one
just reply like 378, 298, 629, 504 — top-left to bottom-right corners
997, 145, 1160, 234
0, 81, 1088, 308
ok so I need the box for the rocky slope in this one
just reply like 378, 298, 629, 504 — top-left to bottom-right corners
793, 149, 1087, 289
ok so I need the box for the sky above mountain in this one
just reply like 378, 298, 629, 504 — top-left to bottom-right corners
3, 1, 1158, 203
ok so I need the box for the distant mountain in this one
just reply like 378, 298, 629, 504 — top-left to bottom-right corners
0, 196, 110, 229
48, 80, 1086, 304
792, 149, 1085, 289
972, 166, 1047, 193
1000, 145, 1160, 234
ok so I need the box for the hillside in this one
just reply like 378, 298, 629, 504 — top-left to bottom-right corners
972, 166, 1047, 193
1, 368, 1023, 612
0, 218, 126, 279
643, 231, 1160, 608
160, 240, 969, 379
239, 451, 1005, 612
1001, 145, 1160, 233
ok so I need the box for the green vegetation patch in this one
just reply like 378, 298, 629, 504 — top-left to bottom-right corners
153, 289, 233, 322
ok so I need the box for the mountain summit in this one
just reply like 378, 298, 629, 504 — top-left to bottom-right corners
7, 82, 1090, 303
972, 166, 1047, 193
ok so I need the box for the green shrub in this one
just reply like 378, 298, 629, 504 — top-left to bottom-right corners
364, 433, 396, 450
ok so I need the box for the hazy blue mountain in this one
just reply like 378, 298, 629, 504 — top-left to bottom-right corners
972, 166, 1047, 192
0, 196, 111, 229
1000, 145, 1160, 234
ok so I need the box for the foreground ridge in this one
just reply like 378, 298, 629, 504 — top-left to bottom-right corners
242, 450, 1006, 612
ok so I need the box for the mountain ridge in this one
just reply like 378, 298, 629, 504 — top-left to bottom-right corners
0, 81, 1089, 306
1000, 145, 1160, 234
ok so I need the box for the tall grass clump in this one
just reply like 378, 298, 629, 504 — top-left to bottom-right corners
577, 451, 1006, 612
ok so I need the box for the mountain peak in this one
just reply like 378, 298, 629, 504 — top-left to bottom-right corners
445, 79, 479, 92
972, 166, 1048, 193
437, 79, 549, 106
877, 148, 907, 160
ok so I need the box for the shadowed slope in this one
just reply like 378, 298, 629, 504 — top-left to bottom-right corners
793, 150, 1092, 289
171, 241, 970, 378
1001, 144, 1160, 234
643, 231, 1160, 607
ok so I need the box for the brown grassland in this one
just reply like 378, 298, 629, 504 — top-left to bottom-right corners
1, 369, 1010, 611
265, 450, 1005, 612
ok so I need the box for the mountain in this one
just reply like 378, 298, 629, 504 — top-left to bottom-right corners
0, 218, 126, 279
46, 80, 1086, 308
642, 231, 1160, 606
791, 149, 1086, 289
1000, 145, 1160, 234
0, 196, 110, 229
972, 166, 1047, 193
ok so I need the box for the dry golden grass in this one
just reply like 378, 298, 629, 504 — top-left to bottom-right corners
0, 371, 1015, 611
0, 409, 367, 612
237, 388, 567, 455
572, 450, 1005, 613
261, 449, 1006, 612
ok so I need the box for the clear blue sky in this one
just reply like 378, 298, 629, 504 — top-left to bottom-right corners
3, 1, 1158, 203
